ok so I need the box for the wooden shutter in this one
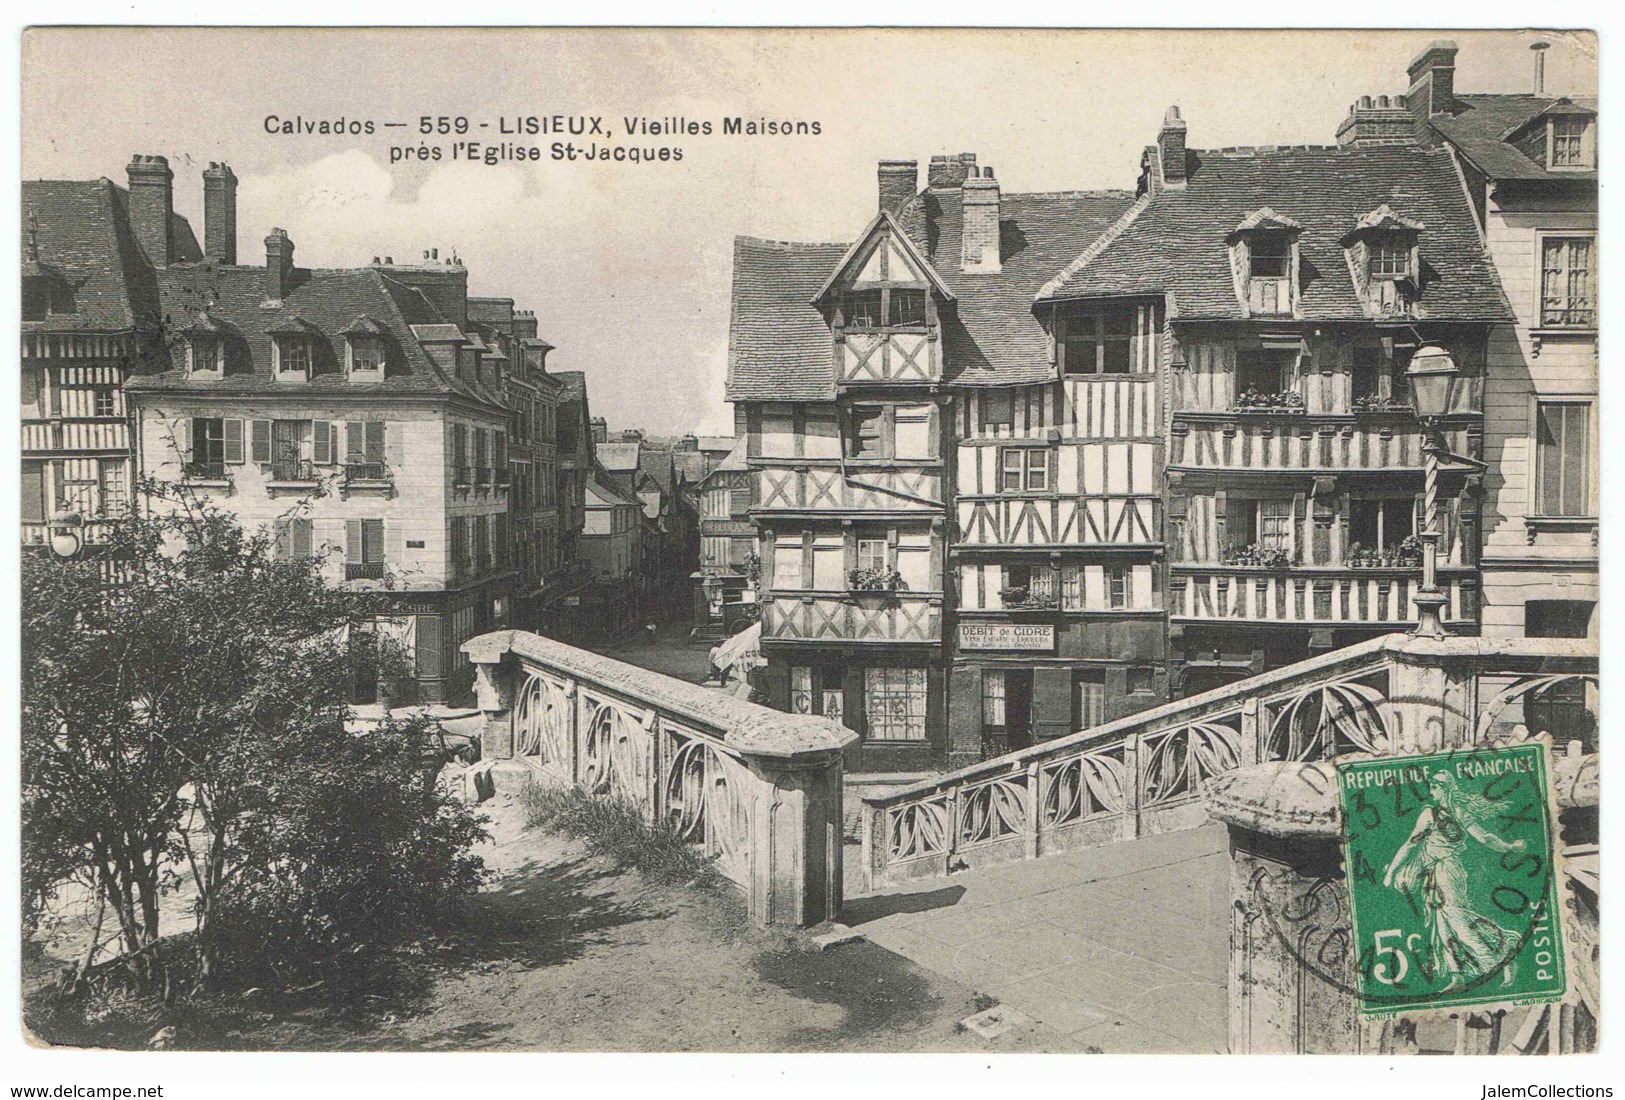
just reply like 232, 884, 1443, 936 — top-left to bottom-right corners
177, 417, 193, 460
415, 615, 443, 679
250, 419, 271, 463
345, 519, 362, 563
363, 519, 384, 563
313, 421, 333, 465
222, 418, 244, 464
347, 421, 365, 463
1033, 667, 1075, 743
292, 518, 313, 559
21, 462, 45, 523
274, 517, 292, 559
365, 421, 386, 464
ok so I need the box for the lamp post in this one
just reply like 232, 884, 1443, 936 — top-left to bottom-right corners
1404, 345, 1461, 639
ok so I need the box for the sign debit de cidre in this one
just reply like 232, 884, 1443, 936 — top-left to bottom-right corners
957, 623, 1055, 651
1336, 743, 1566, 1017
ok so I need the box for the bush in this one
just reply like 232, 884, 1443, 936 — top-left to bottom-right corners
519, 783, 730, 894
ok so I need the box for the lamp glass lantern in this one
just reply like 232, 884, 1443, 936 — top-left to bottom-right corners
1405, 344, 1461, 420
48, 509, 84, 560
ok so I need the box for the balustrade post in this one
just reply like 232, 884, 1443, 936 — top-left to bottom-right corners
466, 630, 518, 760
737, 744, 849, 927
1242, 696, 1262, 765
1025, 760, 1042, 859
945, 786, 960, 875
1121, 736, 1142, 841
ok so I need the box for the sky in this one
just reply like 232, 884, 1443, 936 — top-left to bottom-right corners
22, 28, 1597, 436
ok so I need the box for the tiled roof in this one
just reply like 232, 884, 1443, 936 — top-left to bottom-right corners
638, 447, 677, 493
22, 178, 200, 333
696, 437, 748, 490
671, 450, 710, 485
896, 187, 1136, 384
1432, 94, 1599, 182
595, 441, 641, 471
586, 466, 642, 509
1040, 144, 1513, 323
725, 237, 848, 401
553, 370, 586, 401
123, 261, 509, 407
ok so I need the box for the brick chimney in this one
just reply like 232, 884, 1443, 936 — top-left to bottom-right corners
1336, 95, 1418, 147
513, 309, 539, 340
961, 166, 1001, 274
1158, 107, 1188, 186
679, 433, 699, 452
590, 417, 608, 443
125, 154, 174, 268
877, 159, 918, 216
1407, 40, 1458, 123
202, 162, 238, 263
927, 152, 978, 189
264, 228, 294, 303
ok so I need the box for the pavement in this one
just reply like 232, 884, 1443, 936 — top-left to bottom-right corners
842, 824, 1232, 1053
597, 619, 716, 684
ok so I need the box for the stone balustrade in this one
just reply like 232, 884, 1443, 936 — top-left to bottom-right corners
461, 629, 857, 927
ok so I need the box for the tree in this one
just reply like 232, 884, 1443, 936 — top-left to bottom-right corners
22, 487, 485, 999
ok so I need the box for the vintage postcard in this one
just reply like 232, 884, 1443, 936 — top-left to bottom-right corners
16, 24, 1600, 1068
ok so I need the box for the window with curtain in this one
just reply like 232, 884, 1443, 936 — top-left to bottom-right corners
1540, 236, 1596, 327
1549, 116, 1591, 169
1075, 671, 1106, 730
1535, 401, 1593, 517
772, 537, 803, 589
865, 667, 927, 741
982, 670, 1007, 729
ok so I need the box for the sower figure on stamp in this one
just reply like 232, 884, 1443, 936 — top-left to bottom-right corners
1384, 770, 1528, 992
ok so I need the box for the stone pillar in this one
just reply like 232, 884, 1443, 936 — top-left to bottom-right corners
739, 747, 848, 927
467, 629, 519, 760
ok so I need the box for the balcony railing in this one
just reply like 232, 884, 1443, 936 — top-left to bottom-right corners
269, 459, 317, 483
456, 465, 476, 488
1168, 565, 1475, 625
1169, 415, 1479, 473
344, 461, 390, 483
184, 460, 228, 481
345, 561, 387, 581
760, 590, 941, 644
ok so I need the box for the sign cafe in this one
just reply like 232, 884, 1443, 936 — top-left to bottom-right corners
958, 622, 1056, 651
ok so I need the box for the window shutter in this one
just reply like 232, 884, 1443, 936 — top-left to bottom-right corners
250, 419, 271, 463
365, 421, 386, 464
347, 421, 365, 463
313, 421, 332, 465
178, 418, 193, 460
21, 463, 45, 524
415, 615, 443, 679
346, 519, 362, 563
293, 518, 313, 559
274, 518, 292, 560
224, 414, 245, 461
363, 519, 385, 563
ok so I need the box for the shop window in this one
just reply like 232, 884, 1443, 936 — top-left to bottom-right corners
865, 667, 927, 741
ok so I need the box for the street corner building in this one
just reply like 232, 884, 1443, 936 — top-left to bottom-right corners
724, 39, 1598, 779
23, 155, 598, 704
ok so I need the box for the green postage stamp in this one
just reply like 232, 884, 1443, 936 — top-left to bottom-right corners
1336, 742, 1567, 1017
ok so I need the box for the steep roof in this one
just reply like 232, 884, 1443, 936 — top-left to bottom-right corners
638, 447, 677, 493
695, 437, 748, 492
1040, 144, 1513, 323
1432, 94, 1599, 182
123, 260, 509, 407
22, 178, 200, 333
895, 187, 1136, 384
585, 467, 642, 509
595, 441, 641, 472
725, 237, 848, 401
671, 450, 710, 485
553, 370, 586, 401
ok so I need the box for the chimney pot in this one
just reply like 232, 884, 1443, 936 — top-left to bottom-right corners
1532, 41, 1550, 96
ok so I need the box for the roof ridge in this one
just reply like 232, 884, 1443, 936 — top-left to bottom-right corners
735, 234, 850, 250
1035, 190, 1154, 301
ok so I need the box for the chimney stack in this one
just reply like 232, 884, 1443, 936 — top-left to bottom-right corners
622, 428, 644, 443
1532, 41, 1550, 96
1336, 95, 1417, 147
125, 154, 174, 268
1158, 107, 1189, 186
1406, 40, 1458, 122
202, 162, 238, 264
927, 152, 978, 189
877, 159, 918, 215
961, 166, 1001, 274
590, 417, 608, 443
264, 228, 294, 303
679, 433, 699, 452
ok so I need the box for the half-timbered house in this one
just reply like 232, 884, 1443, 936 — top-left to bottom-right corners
1040, 106, 1514, 694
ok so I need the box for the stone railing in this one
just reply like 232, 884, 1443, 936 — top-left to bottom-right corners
462, 630, 856, 927
860, 633, 1596, 893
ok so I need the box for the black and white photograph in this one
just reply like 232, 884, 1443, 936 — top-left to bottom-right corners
9, 17, 1612, 1088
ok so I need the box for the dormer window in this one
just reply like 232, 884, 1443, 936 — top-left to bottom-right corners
1249, 232, 1290, 279
349, 336, 385, 375
22, 275, 73, 321
1549, 115, 1593, 170
188, 335, 223, 376
274, 337, 313, 380
1369, 235, 1414, 280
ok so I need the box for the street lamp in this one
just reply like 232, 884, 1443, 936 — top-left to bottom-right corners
1405, 345, 1462, 639
47, 508, 84, 561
